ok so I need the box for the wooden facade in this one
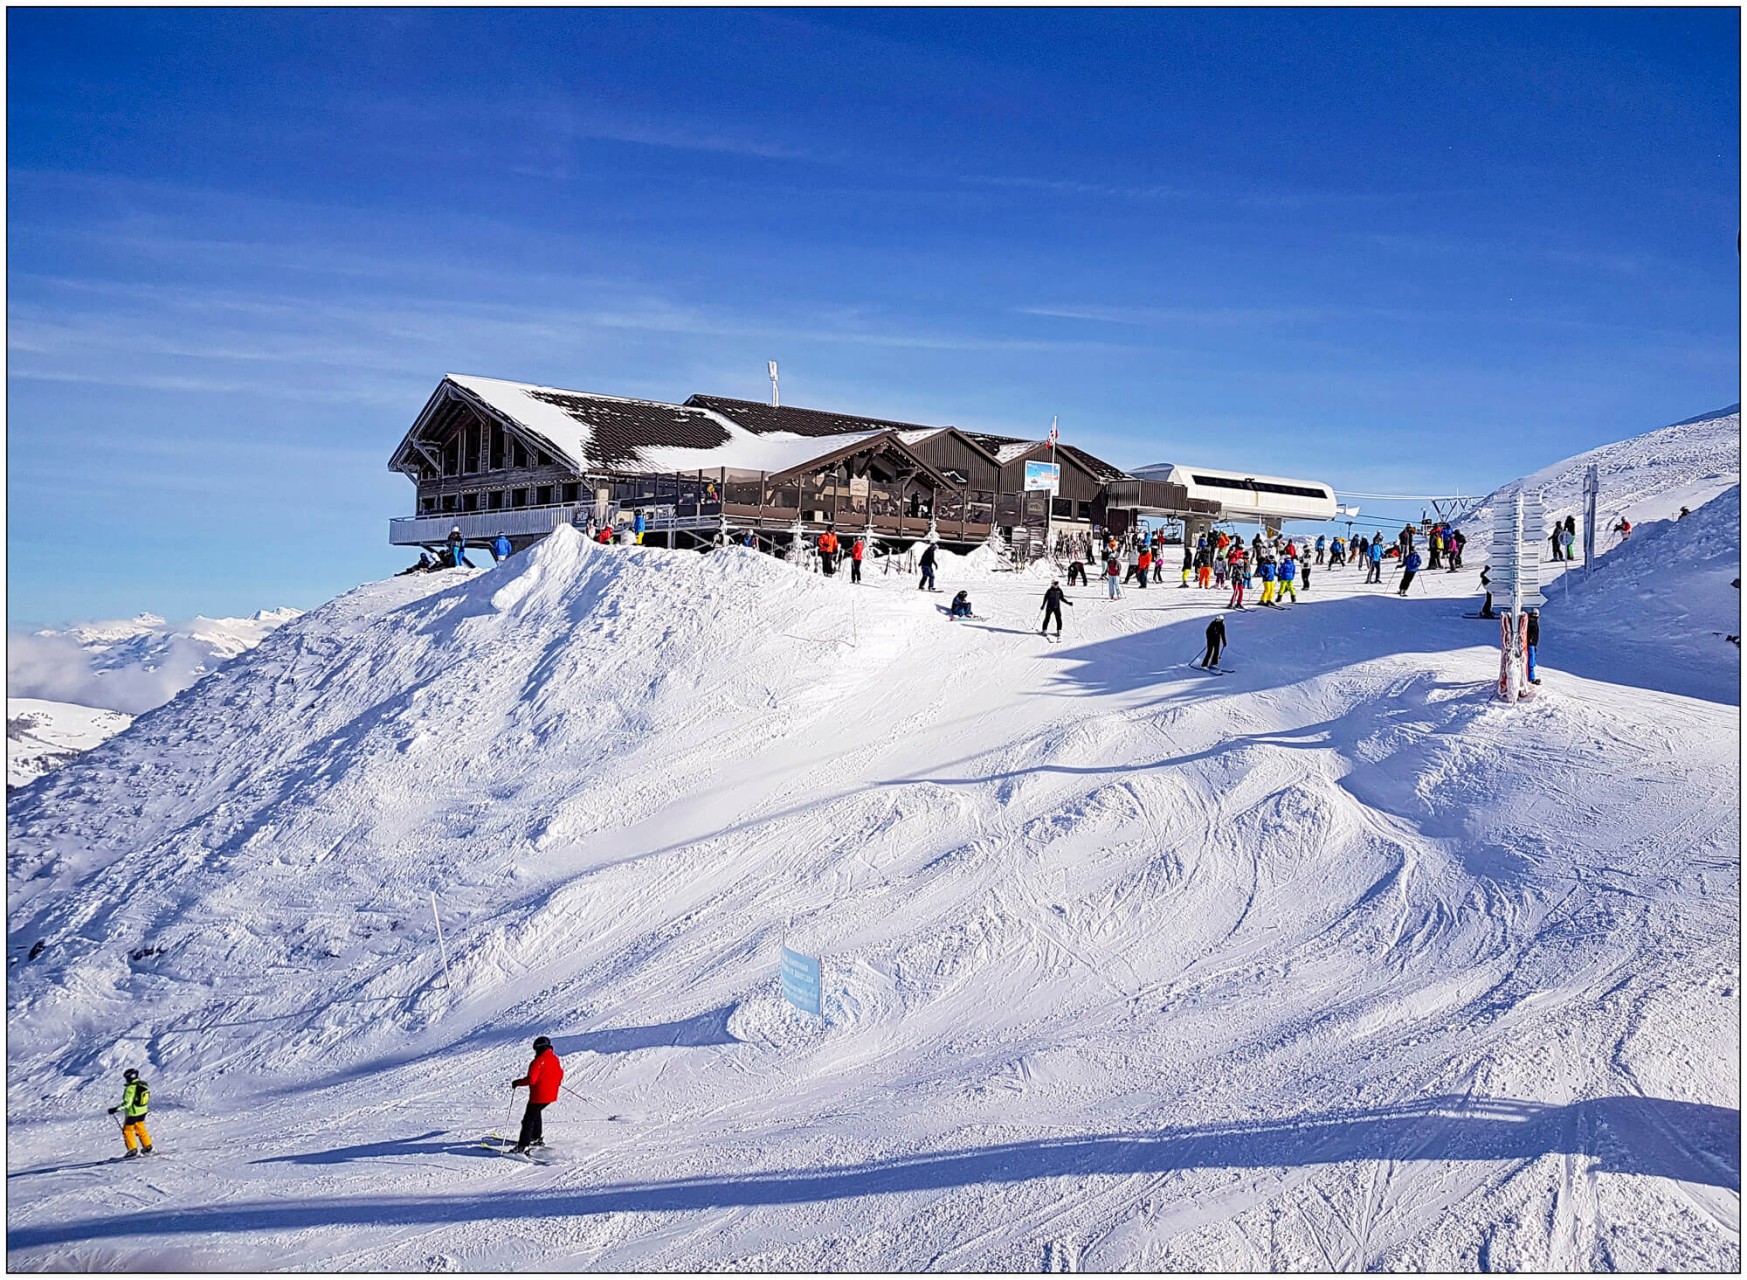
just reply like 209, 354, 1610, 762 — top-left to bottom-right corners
389, 376, 1225, 556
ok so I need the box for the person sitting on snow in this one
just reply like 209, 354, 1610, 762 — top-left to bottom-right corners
949, 590, 974, 620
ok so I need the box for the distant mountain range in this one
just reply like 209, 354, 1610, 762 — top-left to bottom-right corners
7, 607, 300, 786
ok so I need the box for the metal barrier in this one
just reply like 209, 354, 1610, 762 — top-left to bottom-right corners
390, 503, 609, 546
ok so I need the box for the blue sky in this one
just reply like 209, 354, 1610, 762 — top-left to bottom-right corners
8, 7, 1739, 625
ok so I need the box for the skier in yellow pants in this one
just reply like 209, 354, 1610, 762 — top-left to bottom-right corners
108, 1068, 153, 1157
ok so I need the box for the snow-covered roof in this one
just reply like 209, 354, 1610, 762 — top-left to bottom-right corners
994, 442, 1038, 465
445, 374, 741, 473
639, 429, 887, 478
410, 377, 942, 481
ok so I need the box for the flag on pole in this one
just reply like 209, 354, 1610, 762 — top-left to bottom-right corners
1047, 415, 1059, 446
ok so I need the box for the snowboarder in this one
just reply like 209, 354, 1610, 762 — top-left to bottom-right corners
510, 1036, 563, 1154
107, 1068, 152, 1158
949, 590, 974, 620
491, 532, 512, 564
1678, 506, 1691, 520
1040, 581, 1072, 636
918, 541, 938, 591
1398, 548, 1422, 595
1200, 614, 1227, 669
1478, 565, 1496, 618
850, 536, 865, 583
1525, 609, 1541, 684
446, 526, 469, 569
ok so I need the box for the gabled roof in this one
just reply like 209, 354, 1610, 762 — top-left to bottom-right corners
393, 376, 961, 484
957, 432, 1133, 483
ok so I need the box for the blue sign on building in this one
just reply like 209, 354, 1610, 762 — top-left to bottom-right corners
780, 946, 823, 1020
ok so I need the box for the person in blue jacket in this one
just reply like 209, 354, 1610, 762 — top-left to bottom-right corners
1398, 548, 1423, 596
491, 532, 512, 563
633, 510, 647, 544
1276, 553, 1298, 603
1366, 538, 1384, 584
1258, 556, 1279, 605
1314, 534, 1327, 565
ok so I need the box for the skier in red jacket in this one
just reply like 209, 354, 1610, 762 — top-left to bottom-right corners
510, 1036, 563, 1153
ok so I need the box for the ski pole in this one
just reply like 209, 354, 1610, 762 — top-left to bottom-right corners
497, 1088, 517, 1151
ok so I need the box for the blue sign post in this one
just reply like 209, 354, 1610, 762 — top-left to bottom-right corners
780, 946, 823, 1021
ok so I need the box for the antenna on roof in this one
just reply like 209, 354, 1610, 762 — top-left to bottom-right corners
768, 360, 780, 408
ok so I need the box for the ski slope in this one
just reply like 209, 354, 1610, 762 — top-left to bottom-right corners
6, 496, 1739, 1269
1463, 404, 1740, 545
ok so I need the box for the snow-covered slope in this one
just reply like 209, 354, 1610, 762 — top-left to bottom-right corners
7, 608, 301, 718
1539, 486, 1741, 704
6, 522, 1738, 1270
5, 699, 134, 790
1463, 405, 1739, 541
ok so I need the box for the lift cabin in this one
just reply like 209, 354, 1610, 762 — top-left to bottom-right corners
1145, 464, 1338, 539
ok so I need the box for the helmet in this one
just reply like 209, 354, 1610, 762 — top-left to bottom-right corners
123, 1068, 139, 1081
532, 1036, 552, 1053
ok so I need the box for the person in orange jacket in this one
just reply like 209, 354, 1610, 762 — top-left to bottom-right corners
817, 527, 840, 576
850, 535, 866, 584
510, 1036, 564, 1153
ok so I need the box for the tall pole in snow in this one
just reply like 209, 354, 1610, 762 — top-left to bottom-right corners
768, 360, 780, 408
430, 891, 454, 991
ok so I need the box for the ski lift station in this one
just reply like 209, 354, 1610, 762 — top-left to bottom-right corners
386, 373, 1340, 558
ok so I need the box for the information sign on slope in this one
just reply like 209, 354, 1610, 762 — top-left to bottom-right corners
1024, 461, 1060, 493
780, 946, 822, 1019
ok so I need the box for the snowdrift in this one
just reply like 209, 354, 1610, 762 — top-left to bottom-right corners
7, 492, 1739, 1269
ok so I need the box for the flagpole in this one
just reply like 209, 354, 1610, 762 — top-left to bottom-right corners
1045, 415, 1057, 564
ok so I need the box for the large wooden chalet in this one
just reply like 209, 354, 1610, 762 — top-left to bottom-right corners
388, 374, 1219, 555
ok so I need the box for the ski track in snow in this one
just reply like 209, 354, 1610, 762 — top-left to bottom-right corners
5, 482, 1740, 1270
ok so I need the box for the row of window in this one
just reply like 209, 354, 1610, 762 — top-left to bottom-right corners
420, 483, 584, 514
1188, 474, 1332, 502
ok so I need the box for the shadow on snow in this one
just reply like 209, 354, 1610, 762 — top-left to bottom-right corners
9, 1095, 1736, 1250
